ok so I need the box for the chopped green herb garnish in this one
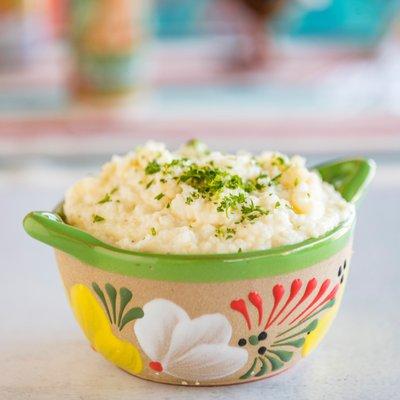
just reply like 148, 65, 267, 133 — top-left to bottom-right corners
217, 193, 246, 216
145, 179, 155, 189
272, 155, 286, 167
150, 227, 157, 236
275, 201, 281, 208
162, 158, 188, 175
271, 173, 282, 184
244, 173, 269, 192
241, 200, 269, 221
214, 226, 223, 238
166, 202, 171, 209
215, 226, 237, 239
97, 193, 111, 204
169, 159, 181, 167
225, 227, 235, 239
186, 139, 200, 147
92, 214, 105, 223
97, 187, 119, 204
145, 160, 161, 175
185, 191, 200, 205
178, 164, 227, 199
155, 193, 165, 200
140, 154, 285, 225
226, 175, 243, 190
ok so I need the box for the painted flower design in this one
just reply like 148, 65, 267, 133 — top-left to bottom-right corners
302, 260, 347, 356
230, 262, 347, 379
134, 299, 248, 382
70, 283, 144, 374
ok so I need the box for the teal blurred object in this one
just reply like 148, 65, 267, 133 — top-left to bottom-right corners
154, 0, 211, 37
278, 0, 400, 46
154, 0, 399, 47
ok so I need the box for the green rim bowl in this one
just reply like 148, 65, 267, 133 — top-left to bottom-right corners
22, 157, 375, 386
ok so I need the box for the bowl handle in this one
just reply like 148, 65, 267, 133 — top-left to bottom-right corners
314, 158, 376, 203
23, 211, 117, 264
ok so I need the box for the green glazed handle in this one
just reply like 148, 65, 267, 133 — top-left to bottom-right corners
314, 158, 376, 203
23, 210, 121, 262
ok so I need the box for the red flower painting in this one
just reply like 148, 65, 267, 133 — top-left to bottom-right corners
230, 273, 343, 379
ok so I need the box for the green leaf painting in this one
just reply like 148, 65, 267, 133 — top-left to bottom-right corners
91, 282, 143, 331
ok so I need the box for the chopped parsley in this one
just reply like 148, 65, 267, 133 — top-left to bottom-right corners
241, 201, 269, 221
275, 201, 281, 208
92, 214, 105, 223
161, 158, 188, 175
271, 173, 282, 184
140, 155, 286, 225
244, 173, 269, 192
217, 193, 246, 216
145, 179, 155, 189
178, 164, 228, 199
97, 193, 111, 204
184, 139, 211, 155
186, 139, 200, 147
273, 156, 286, 166
150, 227, 157, 236
185, 196, 194, 205
226, 175, 244, 190
185, 191, 200, 205
226, 227, 236, 239
97, 187, 119, 204
215, 226, 236, 239
145, 160, 161, 175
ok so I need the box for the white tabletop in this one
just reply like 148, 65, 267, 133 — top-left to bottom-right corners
1, 161, 399, 400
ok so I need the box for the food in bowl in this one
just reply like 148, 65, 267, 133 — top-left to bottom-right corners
64, 140, 354, 254
24, 143, 374, 386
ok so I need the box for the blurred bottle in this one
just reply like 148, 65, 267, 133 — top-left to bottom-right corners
69, 0, 148, 101
0, 0, 50, 69
48, 0, 68, 38
228, 0, 288, 68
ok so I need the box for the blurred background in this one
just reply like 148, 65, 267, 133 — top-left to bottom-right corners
1, 2, 400, 398
1, 0, 400, 199
1, 0, 400, 166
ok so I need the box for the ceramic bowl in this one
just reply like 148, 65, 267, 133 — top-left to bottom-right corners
23, 158, 374, 386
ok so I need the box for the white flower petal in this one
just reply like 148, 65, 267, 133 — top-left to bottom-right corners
164, 313, 232, 364
167, 344, 248, 381
134, 299, 189, 362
